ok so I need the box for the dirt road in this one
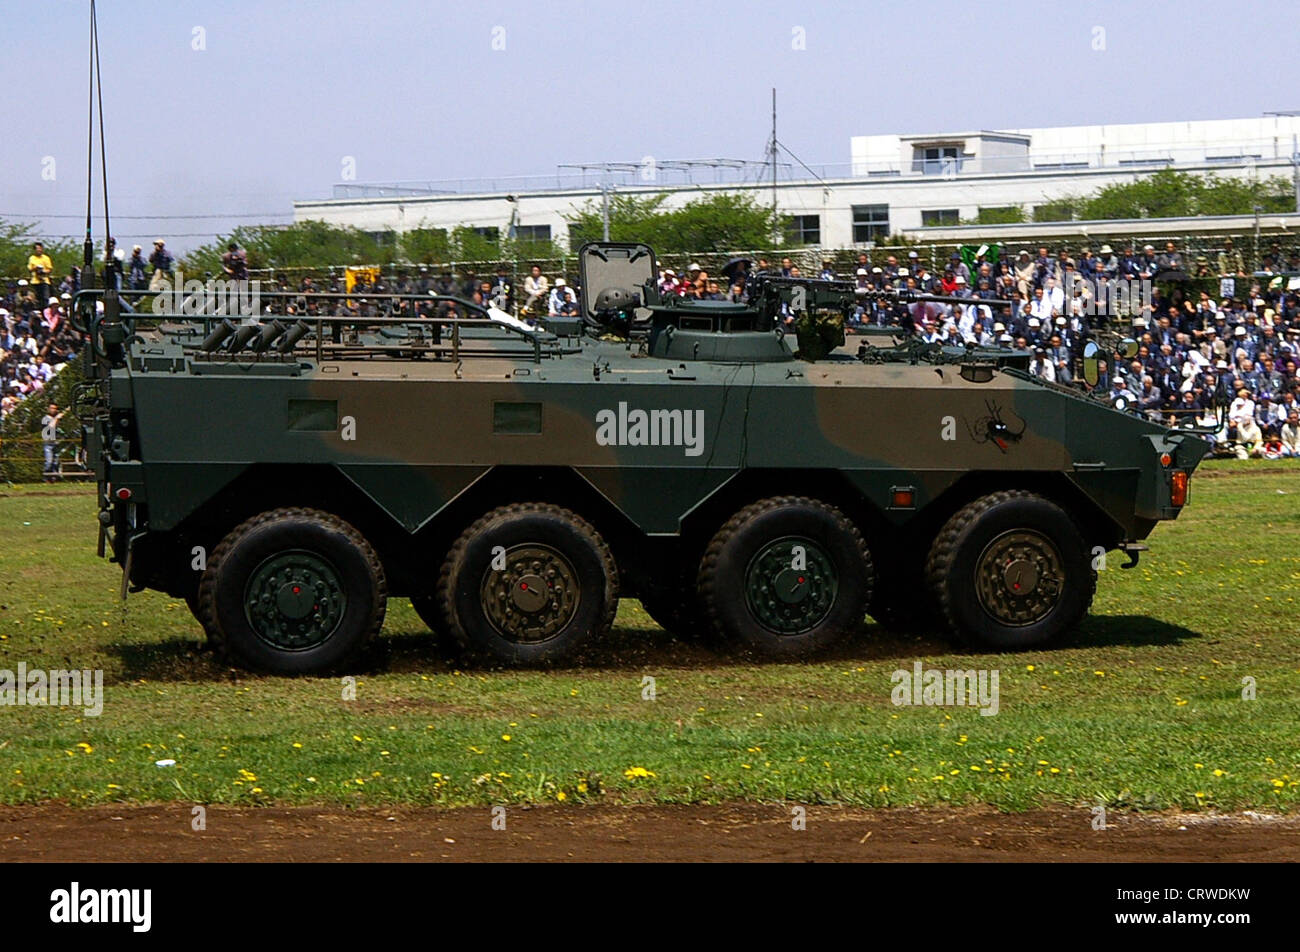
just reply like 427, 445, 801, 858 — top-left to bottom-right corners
2, 802, 1296, 862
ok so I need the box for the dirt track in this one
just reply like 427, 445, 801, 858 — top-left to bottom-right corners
2, 803, 1297, 862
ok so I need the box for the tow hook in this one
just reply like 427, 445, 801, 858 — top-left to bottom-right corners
1117, 542, 1149, 569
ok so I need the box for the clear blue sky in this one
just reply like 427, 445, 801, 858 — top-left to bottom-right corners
4, 0, 1297, 251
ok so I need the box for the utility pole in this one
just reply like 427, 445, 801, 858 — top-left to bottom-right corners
601, 183, 610, 241
770, 88, 779, 245
1293, 134, 1299, 214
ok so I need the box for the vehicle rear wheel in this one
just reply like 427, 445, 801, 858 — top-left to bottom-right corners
697, 496, 873, 658
198, 508, 387, 674
436, 503, 618, 665
925, 491, 1094, 650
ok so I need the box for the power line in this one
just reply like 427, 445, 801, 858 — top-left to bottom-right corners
0, 211, 292, 220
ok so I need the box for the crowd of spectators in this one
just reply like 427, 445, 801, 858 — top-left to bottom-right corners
1, 244, 87, 427
650, 240, 1300, 458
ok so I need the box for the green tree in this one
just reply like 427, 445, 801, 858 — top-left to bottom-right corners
1032, 200, 1079, 223
566, 192, 783, 253
1074, 170, 1294, 220
181, 220, 397, 273
963, 205, 1028, 225
0, 220, 80, 282
450, 225, 502, 262
399, 227, 452, 264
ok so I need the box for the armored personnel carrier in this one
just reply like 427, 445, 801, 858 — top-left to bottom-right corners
75, 242, 1212, 674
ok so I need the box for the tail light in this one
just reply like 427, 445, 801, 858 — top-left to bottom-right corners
1170, 470, 1188, 507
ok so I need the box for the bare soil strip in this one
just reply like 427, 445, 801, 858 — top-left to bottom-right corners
2, 803, 1296, 862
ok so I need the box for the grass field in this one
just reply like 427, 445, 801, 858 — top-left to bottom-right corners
0, 462, 1297, 813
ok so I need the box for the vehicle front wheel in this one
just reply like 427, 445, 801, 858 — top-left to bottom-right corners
925, 491, 1095, 650
198, 508, 387, 674
697, 496, 873, 658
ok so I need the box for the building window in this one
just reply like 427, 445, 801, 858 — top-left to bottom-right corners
851, 204, 889, 243
785, 214, 821, 245
473, 227, 500, 242
365, 230, 397, 246
514, 224, 551, 243
975, 206, 1026, 225
1033, 202, 1075, 223
914, 145, 961, 175
921, 209, 959, 227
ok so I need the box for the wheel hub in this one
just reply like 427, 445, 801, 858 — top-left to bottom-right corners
744, 537, 837, 635
245, 550, 346, 650
481, 545, 579, 643
975, 530, 1064, 627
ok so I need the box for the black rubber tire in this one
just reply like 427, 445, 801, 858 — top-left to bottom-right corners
436, 503, 618, 665
925, 491, 1095, 651
410, 595, 444, 635
697, 496, 873, 658
183, 589, 221, 648
198, 508, 387, 675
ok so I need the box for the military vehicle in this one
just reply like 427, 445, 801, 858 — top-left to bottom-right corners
74, 241, 1214, 674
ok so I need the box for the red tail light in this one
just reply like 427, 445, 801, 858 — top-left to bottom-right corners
1170, 470, 1188, 507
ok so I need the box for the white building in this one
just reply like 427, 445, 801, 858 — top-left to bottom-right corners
293, 116, 1300, 250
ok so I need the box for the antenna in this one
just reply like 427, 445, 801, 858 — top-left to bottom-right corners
83, 0, 121, 360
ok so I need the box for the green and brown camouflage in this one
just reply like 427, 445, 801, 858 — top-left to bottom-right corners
74, 241, 1212, 672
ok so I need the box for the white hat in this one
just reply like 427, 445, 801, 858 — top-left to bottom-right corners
1234, 325, 1247, 336
999, 333, 1013, 342
907, 250, 919, 258
856, 268, 868, 276
664, 269, 675, 276
555, 278, 566, 286
1055, 316, 1066, 325
687, 262, 702, 272
1028, 317, 1041, 327
898, 268, 910, 277
993, 322, 1006, 331
954, 275, 965, 284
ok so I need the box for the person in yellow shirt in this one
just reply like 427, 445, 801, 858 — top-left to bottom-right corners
27, 242, 53, 307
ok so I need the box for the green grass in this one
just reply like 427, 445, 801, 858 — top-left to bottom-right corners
0, 462, 1298, 812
